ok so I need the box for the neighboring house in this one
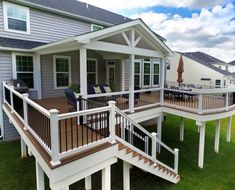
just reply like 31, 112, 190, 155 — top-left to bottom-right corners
167, 52, 232, 87
0, 1, 235, 190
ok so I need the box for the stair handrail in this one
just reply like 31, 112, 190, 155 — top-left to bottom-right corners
114, 105, 179, 174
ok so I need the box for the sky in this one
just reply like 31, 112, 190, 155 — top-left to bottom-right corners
80, 0, 235, 62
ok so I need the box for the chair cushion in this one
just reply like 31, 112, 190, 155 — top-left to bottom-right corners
104, 86, 112, 93
93, 86, 102, 94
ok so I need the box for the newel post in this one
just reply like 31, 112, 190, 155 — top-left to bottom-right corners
174, 148, 179, 174
22, 93, 29, 130
151, 132, 157, 159
49, 109, 61, 166
108, 101, 116, 143
9, 85, 14, 113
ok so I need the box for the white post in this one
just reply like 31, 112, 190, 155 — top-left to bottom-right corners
214, 119, 221, 153
2, 81, 6, 102
198, 122, 206, 168
22, 93, 29, 130
49, 109, 61, 166
174, 148, 179, 174
21, 137, 27, 158
180, 117, 184, 141
225, 93, 229, 111
123, 161, 131, 190
9, 85, 14, 113
35, 54, 42, 99
151, 132, 157, 159
160, 59, 165, 105
102, 165, 111, 190
108, 101, 116, 143
85, 175, 92, 190
144, 136, 149, 155
198, 94, 203, 114
226, 116, 232, 142
157, 116, 162, 153
129, 54, 135, 113
80, 48, 87, 100
36, 161, 45, 190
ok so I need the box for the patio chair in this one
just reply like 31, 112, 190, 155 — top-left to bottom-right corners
64, 89, 78, 111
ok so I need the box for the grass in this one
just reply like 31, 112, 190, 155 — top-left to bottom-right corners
1, 114, 235, 190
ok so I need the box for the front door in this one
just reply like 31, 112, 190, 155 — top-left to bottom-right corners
106, 60, 115, 90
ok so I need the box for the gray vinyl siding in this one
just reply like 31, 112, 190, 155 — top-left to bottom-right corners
123, 60, 130, 90
0, 51, 19, 141
0, 1, 91, 43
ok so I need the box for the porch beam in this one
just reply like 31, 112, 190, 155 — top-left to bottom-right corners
36, 161, 45, 190
80, 48, 88, 99
214, 119, 220, 153
84, 41, 163, 58
226, 116, 232, 142
198, 122, 206, 168
122, 32, 131, 46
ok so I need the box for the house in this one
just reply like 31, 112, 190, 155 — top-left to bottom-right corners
228, 60, 235, 73
167, 52, 233, 87
0, 1, 235, 190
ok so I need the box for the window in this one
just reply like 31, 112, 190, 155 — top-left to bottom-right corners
3, 2, 30, 33
215, 79, 221, 88
87, 59, 97, 85
134, 61, 141, 87
53, 56, 71, 89
143, 61, 151, 87
91, 24, 103, 31
153, 62, 160, 86
14, 55, 34, 89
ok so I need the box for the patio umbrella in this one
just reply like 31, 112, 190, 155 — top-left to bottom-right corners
177, 55, 184, 85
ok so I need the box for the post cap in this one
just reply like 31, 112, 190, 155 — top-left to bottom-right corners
22, 93, 29, 98
49, 109, 59, 114
108, 101, 116, 106
174, 148, 179, 153
151, 132, 157, 137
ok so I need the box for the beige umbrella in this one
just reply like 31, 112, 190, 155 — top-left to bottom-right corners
177, 55, 184, 85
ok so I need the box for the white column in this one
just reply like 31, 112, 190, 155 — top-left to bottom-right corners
226, 116, 232, 142
198, 122, 206, 168
160, 59, 165, 105
102, 165, 111, 190
85, 175, 92, 190
123, 161, 131, 190
80, 48, 87, 99
179, 117, 184, 141
157, 116, 162, 153
129, 54, 135, 113
21, 137, 27, 158
108, 101, 116, 143
214, 119, 221, 153
151, 132, 157, 159
35, 54, 42, 99
36, 161, 45, 190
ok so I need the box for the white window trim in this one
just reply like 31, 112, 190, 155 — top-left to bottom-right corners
106, 60, 115, 85
87, 58, 98, 85
53, 55, 72, 90
12, 52, 37, 91
142, 60, 151, 88
152, 60, 160, 87
3, 1, 30, 34
91, 24, 104, 31
134, 60, 142, 87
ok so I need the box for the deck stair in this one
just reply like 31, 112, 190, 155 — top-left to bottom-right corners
113, 107, 180, 184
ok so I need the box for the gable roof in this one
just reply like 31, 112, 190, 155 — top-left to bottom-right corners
229, 60, 235, 65
180, 52, 231, 76
0, 37, 46, 49
14, 0, 131, 26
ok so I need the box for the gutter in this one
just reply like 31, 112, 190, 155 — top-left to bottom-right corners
10, 0, 114, 27
0, 46, 31, 52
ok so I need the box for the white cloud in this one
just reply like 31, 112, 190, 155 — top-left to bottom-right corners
130, 3, 235, 62
80, 0, 232, 11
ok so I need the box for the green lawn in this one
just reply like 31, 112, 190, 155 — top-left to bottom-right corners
1, 114, 235, 190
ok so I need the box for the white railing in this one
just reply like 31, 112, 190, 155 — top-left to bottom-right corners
114, 106, 179, 174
